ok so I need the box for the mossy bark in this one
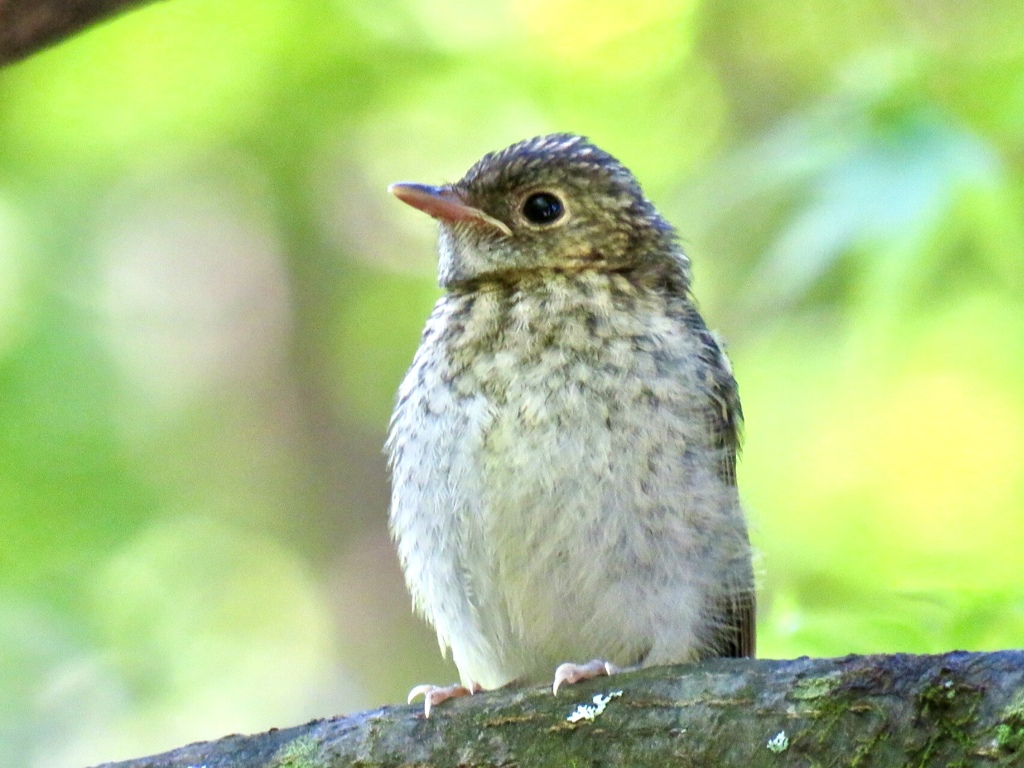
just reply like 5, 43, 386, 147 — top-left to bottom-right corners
91, 650, 1024, 768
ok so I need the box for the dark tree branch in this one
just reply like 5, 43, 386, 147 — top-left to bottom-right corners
90, 651, 1024, 768
0, 0, 153, 66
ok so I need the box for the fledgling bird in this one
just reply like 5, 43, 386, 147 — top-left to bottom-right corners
386, 134, 754, 716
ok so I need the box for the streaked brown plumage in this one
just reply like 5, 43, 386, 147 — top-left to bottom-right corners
387, 134, 754, 714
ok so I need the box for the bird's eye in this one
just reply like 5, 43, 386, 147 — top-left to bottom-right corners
521, 192, 564, 225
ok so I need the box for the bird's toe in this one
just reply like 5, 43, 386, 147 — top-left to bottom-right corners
552, 659, 619, 695
407, 682, 481, 717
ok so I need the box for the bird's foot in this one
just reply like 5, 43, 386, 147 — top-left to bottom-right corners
552, 659, 620, 695
407, 681, 482, 717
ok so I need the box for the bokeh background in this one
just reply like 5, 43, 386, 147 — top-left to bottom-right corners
1, 0, 1022, 765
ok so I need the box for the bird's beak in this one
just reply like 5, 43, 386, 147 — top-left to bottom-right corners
388, 182, 512, 237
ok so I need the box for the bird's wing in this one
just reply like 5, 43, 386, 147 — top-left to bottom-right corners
694, 323, 743, 488
685, 305, 756, 659
712, 587, 757, 659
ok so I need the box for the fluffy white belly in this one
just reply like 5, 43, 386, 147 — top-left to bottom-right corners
388, 282, 746, 689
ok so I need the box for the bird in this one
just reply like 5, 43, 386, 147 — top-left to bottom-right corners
386, 133, 754, 717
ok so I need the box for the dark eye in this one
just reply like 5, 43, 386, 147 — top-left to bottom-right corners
521, 192, 564, 225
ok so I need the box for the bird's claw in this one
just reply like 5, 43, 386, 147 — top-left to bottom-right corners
552, 659, 619, 695
407, 682, 481, 717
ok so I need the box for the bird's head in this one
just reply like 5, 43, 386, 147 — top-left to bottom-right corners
389, 134, 686, 289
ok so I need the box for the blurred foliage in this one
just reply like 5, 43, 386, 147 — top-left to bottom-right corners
0, 0, 1022, 764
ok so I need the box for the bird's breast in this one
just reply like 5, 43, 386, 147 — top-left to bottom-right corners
407, 272, 711, 491
388, 271, 732, 682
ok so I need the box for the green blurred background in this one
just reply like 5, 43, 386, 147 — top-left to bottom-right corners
1, 0, 1022, 764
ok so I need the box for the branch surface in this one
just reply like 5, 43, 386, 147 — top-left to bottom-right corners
91, 650, 1024, 768
0, 0, 152, 65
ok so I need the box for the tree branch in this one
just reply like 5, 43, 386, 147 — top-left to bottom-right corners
89, 651, 1024, 768
0, 0, 153, 66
